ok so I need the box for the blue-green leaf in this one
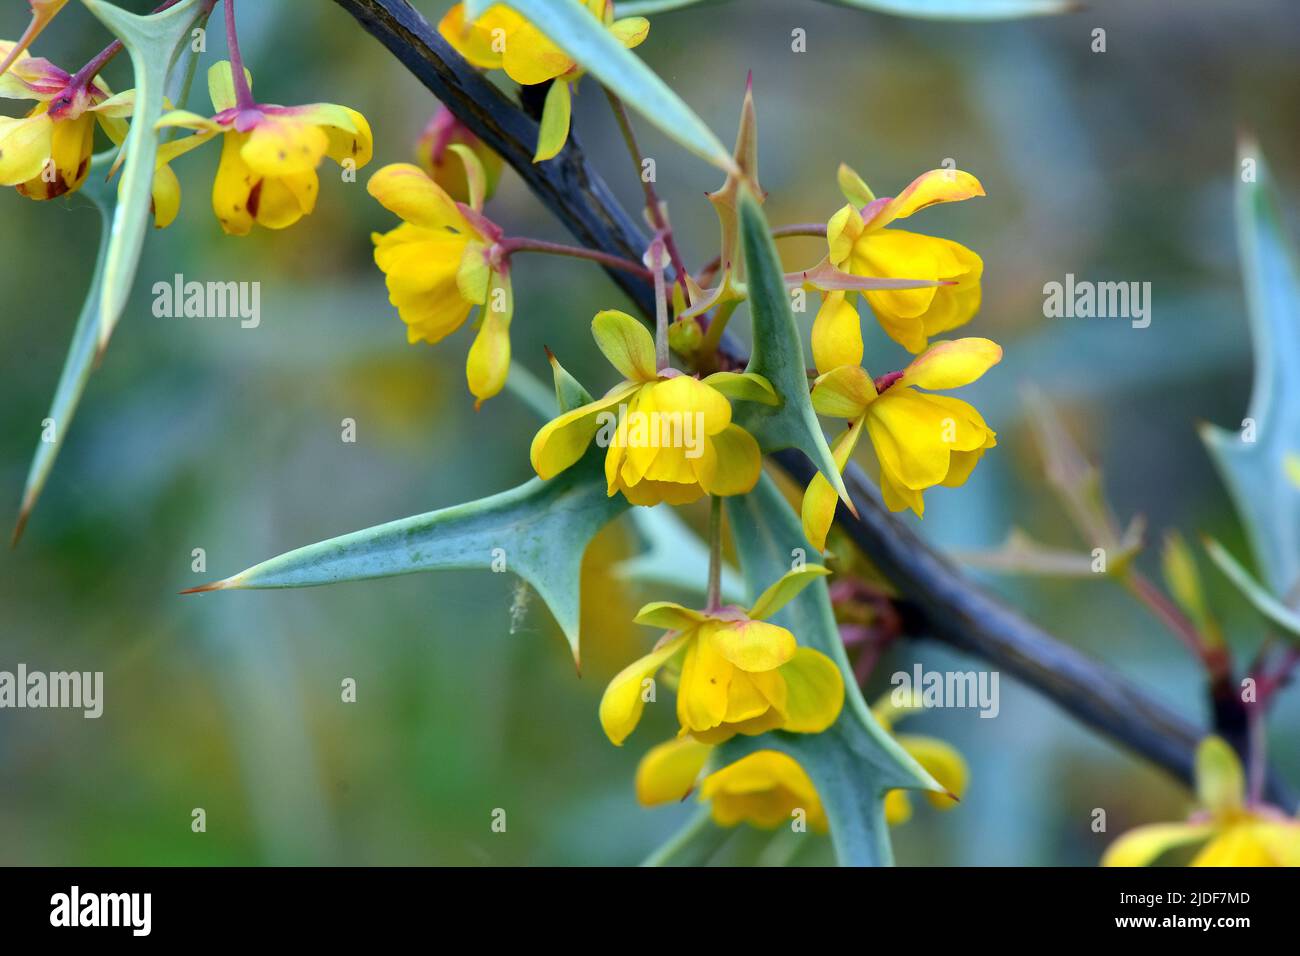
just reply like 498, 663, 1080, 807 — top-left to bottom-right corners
13, 152, 114, 544
734, 191, 849, 504
186, 450, 629, 664
616, 0, 715, 13
1199, 144, 1300, 606
81, 0, 211, 353
1202, 537, 1300, 646
650, 473, 939, 866
464, 0, 732, 170
817, 0, 1074, 18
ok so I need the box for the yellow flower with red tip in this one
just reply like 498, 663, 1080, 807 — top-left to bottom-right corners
801, 332, 1001, 534
0, 41, 121, 200
599, 566, 844, 745
439, 1, 649, 161
530, 310, 770, 506
156, 62, 372, 235
1103, 737, 1300, 867
827, 166, 984, 354
368, 156, 513, 407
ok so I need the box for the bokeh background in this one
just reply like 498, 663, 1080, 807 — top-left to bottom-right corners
2, 0, 1298, 865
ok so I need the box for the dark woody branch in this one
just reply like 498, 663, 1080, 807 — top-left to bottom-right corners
330, 0, 1293, 808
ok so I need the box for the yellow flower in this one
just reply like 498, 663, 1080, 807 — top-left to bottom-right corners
0, 41, 117, 200
1103, 736, 1300, 867
827, 166, 984, 354
530, 309, 770, 506
416, 105, 502, 205
870, 694, 967, 826
156, 62, 372, 235
802, 334, 1001, 534
599, 566, 844, 745
636, 739, 830, 832
439, 1, 649, 162
368, 157, 513, 407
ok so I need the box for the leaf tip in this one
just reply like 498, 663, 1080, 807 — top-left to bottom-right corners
179, 577, 235, 595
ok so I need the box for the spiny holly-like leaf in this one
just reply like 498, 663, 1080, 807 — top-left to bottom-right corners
1200, 144, 1300, 608
734, 191, 850, 507
186, 449, 629, 665
816, 0, 1075, 18
13, 152, 114, 545
465, 0, 732, 171
650, 473, 940, 866
81, 0, 211, 353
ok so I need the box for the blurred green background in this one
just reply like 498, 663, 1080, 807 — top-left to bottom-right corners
1, 0, 1298, 865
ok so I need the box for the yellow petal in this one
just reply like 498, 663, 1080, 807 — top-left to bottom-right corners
701, 750, 826, 831
676, 629, 733, 733
438, 3, 519, 70
881, 469, 925, 516
211, 131, 257, 235
1190, 825, 1278, 867
610, 16, 650, 49
252, 171, 318, 230
150, 162, 181, 228
884, 790, 912, 826
777, 647, 844, 733
530, 381, 640, 480
899, 337, 1002, 391
207, 60, 251, 113
533, 77, 571, 163
1196, 736, 1246, 817
1101, 822, 1213, 867
367, 162, 470, 232
633, 601, 709, 631
836, 162, 875, 207
826, 202, 864, 267
240, 116, 329, 176
599, 632, 690, 745
708, 620, 797, 672
691, 424, 757, 498
466, 270, 513, 407
0, 111, 53, 185
700, 371, 778, 406
868, 168, 985, 228
802, 419, 863, 551
748, 566, 831, 621
501, 19, 573, 86
635, 737, 711, 806
810, 365, 875, 420
592, 308, 657, 382
865, 389, 953, 490
811, 291, 863, 375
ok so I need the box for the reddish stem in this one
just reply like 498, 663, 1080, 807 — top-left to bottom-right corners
498, 236, 653, 280
225, 0, 256, 110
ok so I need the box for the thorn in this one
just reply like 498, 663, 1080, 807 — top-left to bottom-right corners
11, 508, 32, 549
744, 69, 753, 94
544, 344, 557, 363
179, 578, 231, 595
